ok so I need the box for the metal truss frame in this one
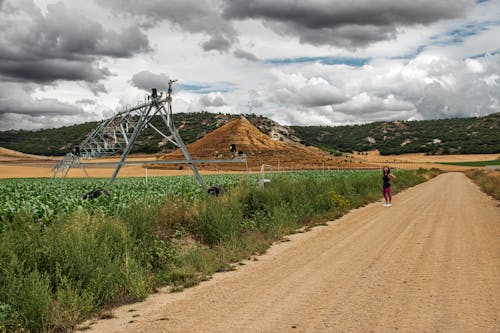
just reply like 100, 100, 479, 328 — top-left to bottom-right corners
53, 80, 247, 189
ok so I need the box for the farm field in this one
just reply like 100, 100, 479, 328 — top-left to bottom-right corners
1, 149, 500, 179
358, 150, 500, 171
0, 175, 245, 226
0, 169, 438, 332
441, 159, 500, 167
0, 163, 252, 179
361, 150, 500, 163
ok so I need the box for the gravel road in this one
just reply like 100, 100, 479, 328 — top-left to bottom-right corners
87, 172, 500, 333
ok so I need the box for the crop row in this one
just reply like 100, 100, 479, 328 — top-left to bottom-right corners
0, 175, 245, 225
0, 171, 379, 226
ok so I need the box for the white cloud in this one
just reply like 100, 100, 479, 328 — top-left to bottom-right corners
0, 0, 499, 131
269, 71, 348, 108
199, 92, 227, 107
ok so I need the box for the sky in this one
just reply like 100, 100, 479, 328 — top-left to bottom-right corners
0, 0, 499, 131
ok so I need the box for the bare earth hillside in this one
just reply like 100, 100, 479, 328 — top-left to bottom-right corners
0, 147, 58, 162
158, 117, 373, 171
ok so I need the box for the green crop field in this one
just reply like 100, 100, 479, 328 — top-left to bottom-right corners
0, 175, 245, 226
440, 160, 500, 167
0, 171, 387, 226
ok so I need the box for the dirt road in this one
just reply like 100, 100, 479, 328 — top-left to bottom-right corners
87, 172, 499, 333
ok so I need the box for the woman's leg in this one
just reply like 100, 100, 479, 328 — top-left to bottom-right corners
382, 188, 389, 203
387, 187, 392, 203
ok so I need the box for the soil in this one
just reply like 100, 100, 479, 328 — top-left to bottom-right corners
360, 150, 500, 171
0, 164, 252, 179
0, 147, 59, 163
1, 142, 498, 178
84, 172, 500, 332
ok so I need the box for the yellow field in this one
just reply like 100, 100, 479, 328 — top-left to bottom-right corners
355, 150, 499, 171
1, 149, 498, 178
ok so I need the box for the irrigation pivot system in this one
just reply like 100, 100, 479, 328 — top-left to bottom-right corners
53, 80, 247, 191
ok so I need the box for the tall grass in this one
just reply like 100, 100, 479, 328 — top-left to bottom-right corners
0, 169, 439, 332
465, 169, 500, 200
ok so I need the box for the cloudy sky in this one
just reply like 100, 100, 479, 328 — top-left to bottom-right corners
0, 0, 499, 130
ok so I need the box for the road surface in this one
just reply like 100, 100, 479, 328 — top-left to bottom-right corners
88, 172, 499, 332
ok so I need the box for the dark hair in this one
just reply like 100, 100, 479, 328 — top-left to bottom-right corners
383, 166, 391, 175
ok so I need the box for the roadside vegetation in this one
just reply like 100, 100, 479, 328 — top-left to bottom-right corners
465, 170, 500, 200
0, 169, 440, 332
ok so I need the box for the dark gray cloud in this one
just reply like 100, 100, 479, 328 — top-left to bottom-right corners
233, 49, 260, 61
131, 71, 170, 91
76, 99, 97, 105
0, 81, 98, 130
0, 59, 111, 84
0, 112, 96, 131
223, 0, 474, 47
0, 98, 83, 116
98, 0, 237, 52
0, 0, 151, 83
202, 35, 233, 52
86, 82, 109, 96
0, 82, 84, 117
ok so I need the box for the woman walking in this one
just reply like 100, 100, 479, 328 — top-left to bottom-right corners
382, 166, 396, 206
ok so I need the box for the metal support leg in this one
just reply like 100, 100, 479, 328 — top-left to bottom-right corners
77, 157, 90, 178
53, 82, 221, 193
171, 129, 207, 189
162, 103, 207, 189
106, 105, 153, 188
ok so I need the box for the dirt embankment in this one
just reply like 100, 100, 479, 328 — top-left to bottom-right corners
86, 173, 500, 332
157, 117, 377, 171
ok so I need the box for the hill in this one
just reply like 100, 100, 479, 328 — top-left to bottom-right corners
0, 112, 498, 156
0, 112, 299, 156
291, 113, 500, 155
0, 147, 58, 162
158, 116, 344, 170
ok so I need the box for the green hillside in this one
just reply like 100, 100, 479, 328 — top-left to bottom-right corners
291, 113, 500, 155
0, 112, 499, 156
0, 112, 269, 156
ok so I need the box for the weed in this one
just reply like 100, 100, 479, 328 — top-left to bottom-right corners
465, 170, 500, 200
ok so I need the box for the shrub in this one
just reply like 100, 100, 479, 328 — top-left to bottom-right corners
466, 170, 500, 200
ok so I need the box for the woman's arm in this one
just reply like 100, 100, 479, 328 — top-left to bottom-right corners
389, 173, 397, 179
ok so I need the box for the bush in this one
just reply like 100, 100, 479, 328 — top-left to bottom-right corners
466, 170, 500, 200
0, 213, 152, 332
191, 195, 243, 246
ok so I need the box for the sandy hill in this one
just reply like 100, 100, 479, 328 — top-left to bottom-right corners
158, 117, 370, 171
0, 147, 58, 162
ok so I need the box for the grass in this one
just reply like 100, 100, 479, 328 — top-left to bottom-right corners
440, 160, 500, 167
465, 170, 500, 200
0, 169, 440, 332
